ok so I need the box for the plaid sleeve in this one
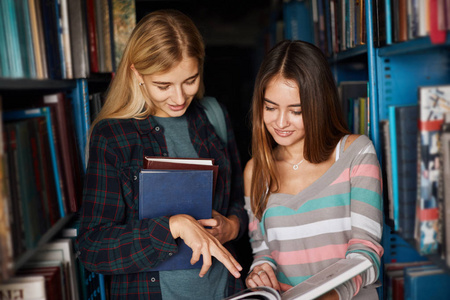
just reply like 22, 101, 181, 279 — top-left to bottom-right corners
75, 122, 178, 274
222, 104, 248, 240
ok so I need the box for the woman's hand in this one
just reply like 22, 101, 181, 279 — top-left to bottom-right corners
197, 210, 239, 244
246, 263, 280, 292
169, 214, 242, 278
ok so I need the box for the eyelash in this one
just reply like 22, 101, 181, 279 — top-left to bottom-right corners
264, 106, 302, 115
156, 78, 197, 91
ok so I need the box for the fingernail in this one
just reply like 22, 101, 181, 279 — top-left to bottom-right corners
234, 271, 241, 278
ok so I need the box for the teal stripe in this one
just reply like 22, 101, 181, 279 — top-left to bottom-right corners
277, 271, 311, 286
259, 193, 349, 235
351, 187, 382, 210
347, 249, 380, 279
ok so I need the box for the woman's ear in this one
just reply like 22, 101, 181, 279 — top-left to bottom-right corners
130, 64, 144, 83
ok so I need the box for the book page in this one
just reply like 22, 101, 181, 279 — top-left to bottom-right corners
281, 258, 372, 300
144, 156, 213, 165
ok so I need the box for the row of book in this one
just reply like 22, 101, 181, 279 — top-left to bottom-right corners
384, 260, 450, 300
338, 81, 370, 136
0, 232, 106, 300
380, 85, 450, 263
0, 79, 93, 280
283, 0, 449, 58
0, 0, 136, 79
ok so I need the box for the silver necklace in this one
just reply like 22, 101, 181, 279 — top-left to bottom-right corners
286, 159, 305, 170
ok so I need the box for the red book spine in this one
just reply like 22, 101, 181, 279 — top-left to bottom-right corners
86, 0, 99, 72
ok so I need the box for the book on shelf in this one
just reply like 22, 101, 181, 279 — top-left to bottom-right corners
111, 0, 136, 69
139, 159, 214, 271
225, 258, 372, 300
67, 0, 90, 78
440, 113, 450, 267
28, 0, 48, 79
337, 81, 368, 131
404, 266, 450, 300
387, 104, 418, 238
0, 275, 46, 300
0, 0, 24, 78
17, 263, 65, 300
415, 85, 450, 255
380, 119, 395, 226
3, 107, 65, 220
31, 238, 80, 300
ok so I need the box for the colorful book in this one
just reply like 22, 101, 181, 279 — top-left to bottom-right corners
416, 85, 450, 254
139, 168, 213, 271
1, 0, 24, 78
111, 0, 136, 68
15, 0, 36, 78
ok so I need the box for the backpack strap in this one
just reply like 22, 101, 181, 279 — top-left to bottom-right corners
199, 96, 228, 145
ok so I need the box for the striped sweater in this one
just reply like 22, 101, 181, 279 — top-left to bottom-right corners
245, 135, 384, 299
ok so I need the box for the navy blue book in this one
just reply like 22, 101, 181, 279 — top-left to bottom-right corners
395, 105, 418, 239
139, 169, 213, 271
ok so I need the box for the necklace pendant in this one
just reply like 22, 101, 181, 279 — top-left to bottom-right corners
293, 165, 299, 170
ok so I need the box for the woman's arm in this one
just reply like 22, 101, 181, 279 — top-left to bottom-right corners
335, 137, 384, 299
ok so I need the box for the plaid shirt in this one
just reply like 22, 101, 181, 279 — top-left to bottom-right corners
76, 101, 247, 299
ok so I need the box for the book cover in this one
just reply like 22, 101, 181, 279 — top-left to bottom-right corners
281, 258, 372, 300
416, 85, 450, 255
59, 0, 73, 79
139, 169, 213, 271
86, 0, 99, 73
404, 267, 450, 300
385, 0, 393, 44
395, 105, 418, 239
143, 156, 218, 194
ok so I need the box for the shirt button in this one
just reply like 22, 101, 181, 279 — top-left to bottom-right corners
151, 277, 156, 282
133, 175, 137, 181
155, 126, 160, 131
168, 253, 173, 256
163, 153, 168, 157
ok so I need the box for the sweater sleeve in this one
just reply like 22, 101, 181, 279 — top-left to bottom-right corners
245, 196, 277, 272
335, 139, 384, 299
75, 123, 178, 275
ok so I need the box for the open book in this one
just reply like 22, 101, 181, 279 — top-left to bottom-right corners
224, 258, 372, 300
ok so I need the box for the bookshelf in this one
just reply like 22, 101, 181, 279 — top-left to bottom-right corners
280, 0, 450, 299
0, 0, 135, 299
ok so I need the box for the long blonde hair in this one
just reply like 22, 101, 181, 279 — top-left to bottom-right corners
250, 40, 350, 220
89, 9, 205, 133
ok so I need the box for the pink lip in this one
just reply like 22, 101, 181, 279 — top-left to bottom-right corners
168, 104, 186, 111
274, 128, 294, 137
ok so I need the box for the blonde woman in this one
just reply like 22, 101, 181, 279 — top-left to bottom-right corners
244, 40, 384, 300
76, 10, 247, 299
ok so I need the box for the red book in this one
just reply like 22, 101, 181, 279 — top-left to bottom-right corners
86, 0, 99, 72
143, 156, 218, 194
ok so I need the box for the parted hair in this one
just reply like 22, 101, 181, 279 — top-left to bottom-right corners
249, 40, 350, 220
89, 9, 205, 134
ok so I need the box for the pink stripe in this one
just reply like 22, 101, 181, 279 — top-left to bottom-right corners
331, 168, 350, 185
348, 239, 384, 257
351, 164, 381, 181
280, 282, 293, 292
352, 275, 362, 296
249, 220, 258, 232
272, 244, 347, 265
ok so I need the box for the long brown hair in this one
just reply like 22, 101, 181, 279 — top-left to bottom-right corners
250, 40, 350, 220
90, 9, 205, 134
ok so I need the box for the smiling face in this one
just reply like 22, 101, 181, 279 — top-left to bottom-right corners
263, 75, 305, 147
132, 56, 200, 117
